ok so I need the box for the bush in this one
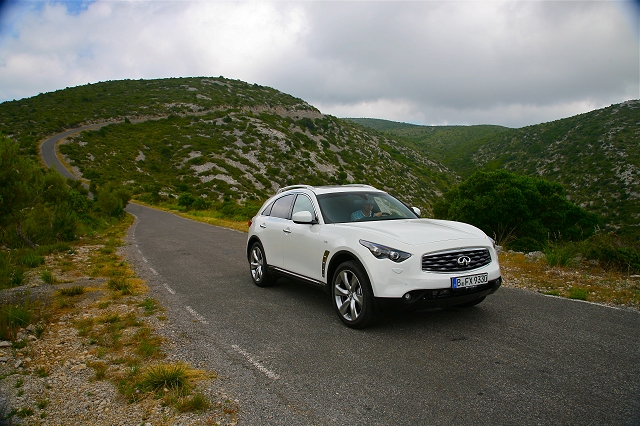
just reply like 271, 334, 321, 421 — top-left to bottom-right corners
434, 170, 599, 251
177, 193, 196, 209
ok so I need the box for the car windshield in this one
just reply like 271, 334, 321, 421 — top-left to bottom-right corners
316, 192, 419, 224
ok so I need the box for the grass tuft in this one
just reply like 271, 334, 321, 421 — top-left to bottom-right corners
41, 270, 56, 284
568, 287, 589, 301
140, 363, 190, 393
177, 392, 210, 413
58, 286, 85, 296
108, 277, 132, 294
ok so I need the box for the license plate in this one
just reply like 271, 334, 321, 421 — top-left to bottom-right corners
451, 273, 488, 289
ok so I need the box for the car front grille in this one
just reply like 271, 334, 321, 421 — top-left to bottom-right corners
422, 248, 491, 272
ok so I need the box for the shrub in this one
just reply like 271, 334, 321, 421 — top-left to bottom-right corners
177, 193, 196, 209
434, 170, 599, 251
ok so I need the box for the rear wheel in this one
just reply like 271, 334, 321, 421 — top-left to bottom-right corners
249, 242, 276, 287
332, 261, 375, 328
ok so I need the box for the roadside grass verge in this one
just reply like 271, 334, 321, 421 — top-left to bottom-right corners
0, 212, 236, 423
133, 200, 249, 233
499, 251, 640, 309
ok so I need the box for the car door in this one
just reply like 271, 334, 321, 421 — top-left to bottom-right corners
282, 194, 323, 282
258, 194, 295, 269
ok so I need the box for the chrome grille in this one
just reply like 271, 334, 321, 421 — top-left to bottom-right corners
422, 248, 491, 272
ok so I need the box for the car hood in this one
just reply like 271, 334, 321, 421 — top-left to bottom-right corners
336, 219, 489, 246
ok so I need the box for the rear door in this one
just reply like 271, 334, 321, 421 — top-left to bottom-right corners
257, 194, 295, 268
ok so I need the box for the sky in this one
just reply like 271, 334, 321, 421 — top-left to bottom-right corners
0, 0, 638, 128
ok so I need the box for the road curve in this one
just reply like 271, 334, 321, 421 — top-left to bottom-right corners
41, 127, 640, 424
39, 123, 110, 179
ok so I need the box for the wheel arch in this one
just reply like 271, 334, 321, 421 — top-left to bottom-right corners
326, 250, 365, 293
247, 236, 262, 261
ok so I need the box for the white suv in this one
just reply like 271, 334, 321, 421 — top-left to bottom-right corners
247, 185, 502, 328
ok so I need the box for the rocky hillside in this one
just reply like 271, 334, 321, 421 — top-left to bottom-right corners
0, 77, 456, 214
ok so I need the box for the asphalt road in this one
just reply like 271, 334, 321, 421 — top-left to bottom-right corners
124, 202, 640, 425
39, 123, 108, 178
40, 128, 640, 424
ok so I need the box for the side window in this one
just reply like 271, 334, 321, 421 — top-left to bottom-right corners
292, 194, 315, 217
261, 201, 274, 216
270, 194, 295, 219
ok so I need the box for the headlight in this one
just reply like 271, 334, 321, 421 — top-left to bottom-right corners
359, 240, 412, 263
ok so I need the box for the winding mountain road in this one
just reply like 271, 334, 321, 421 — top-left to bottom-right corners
42, 127, 640, 424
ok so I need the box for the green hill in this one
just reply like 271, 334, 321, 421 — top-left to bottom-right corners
344, 118, 508, 166
349, 103, 640, 239
0, 77, 456, 215
451, 101, 640, 238
2, 78, 638, 239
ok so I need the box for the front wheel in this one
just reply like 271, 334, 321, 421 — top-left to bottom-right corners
332, 261, 375, 328
249, 242, 276, 287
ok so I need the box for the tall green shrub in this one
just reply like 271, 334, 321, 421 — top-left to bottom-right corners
434, 170, 599, 251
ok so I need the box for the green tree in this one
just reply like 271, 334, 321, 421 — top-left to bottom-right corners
434, 170, 599, 251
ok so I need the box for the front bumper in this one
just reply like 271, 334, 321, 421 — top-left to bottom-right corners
376, 277, 502, 310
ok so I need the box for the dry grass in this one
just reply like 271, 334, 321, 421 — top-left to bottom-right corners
500, 251, 640, 310
0, 212, 238, 423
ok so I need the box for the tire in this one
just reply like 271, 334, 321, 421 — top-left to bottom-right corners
332, 261, 375, 328
455, 296, 485, 308
249, 242, 276, 287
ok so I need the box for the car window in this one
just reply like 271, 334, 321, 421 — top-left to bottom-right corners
269, 194, 295, 219
317, 192, 418, 224
261, 201, 274, 216
292, 194, 315, 216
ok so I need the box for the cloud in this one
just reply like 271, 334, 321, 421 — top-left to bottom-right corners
0, 0, 637, 127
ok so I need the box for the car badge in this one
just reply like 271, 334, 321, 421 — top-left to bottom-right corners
457, 256, 472, 266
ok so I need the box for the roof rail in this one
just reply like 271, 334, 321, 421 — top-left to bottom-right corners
276, 184, 315, 194
341, 184, 376, 189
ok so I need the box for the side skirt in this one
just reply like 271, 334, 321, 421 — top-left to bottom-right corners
270, 266, 327, 288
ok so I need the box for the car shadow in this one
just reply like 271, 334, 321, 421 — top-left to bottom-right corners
257, 275, 498, 331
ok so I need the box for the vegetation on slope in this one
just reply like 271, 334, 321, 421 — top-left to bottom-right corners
448, 101, 640, 239
350, 102, 640, 240
344, 118, 508, 165
0, 136, 129, 289
0, 76, 318, 156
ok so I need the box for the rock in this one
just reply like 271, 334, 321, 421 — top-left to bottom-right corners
0, 341, 10, 348
15, 359, 22, 368
0, 357, 8, 363
525, 251, 546, 261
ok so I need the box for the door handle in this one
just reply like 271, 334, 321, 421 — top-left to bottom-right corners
283, 228, 291, 234
260, 223, 267, 228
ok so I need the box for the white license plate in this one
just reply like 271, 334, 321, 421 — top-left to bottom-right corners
451, 273, 488, 289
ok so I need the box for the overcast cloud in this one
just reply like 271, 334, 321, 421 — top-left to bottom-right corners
0, 0, 638, 127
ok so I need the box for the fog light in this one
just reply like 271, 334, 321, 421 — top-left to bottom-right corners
403, 293, 412, 302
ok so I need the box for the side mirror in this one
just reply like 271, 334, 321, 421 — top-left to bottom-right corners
411, 207, 421, 217
292, 210, 316, 224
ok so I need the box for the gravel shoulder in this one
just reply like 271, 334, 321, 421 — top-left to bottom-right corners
0, 217, 239, 425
